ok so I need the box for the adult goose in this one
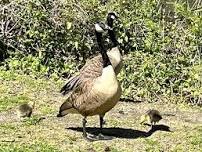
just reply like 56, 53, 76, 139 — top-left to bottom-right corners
57, 22, 122, 141
60, 12, 122, 95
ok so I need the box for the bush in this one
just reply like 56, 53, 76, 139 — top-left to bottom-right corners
0, 0, 201, 105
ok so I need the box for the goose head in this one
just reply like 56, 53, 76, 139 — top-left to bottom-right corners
107, 12, 118, 28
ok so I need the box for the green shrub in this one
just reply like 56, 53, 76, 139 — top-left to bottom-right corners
0, 0, 201, 105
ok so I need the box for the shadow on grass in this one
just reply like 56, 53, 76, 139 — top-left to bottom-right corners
67, 124, 171, 139
119, 97, 143, 103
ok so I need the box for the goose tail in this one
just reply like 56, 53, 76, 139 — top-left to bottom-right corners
57, 101, 78, 117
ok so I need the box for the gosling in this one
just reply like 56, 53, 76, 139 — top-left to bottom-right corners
140, 109, 162, 128
17, 101, 35, 119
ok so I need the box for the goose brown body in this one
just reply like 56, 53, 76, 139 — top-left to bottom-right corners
59, 58, 121, 117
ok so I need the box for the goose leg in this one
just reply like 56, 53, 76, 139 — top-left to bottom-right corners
96, 115, 113, 140
82, 117, 87, 138
82, 116, 113, 141
100, 115, 107, 125
82, 117, 100, 141
99, 116, 104, 133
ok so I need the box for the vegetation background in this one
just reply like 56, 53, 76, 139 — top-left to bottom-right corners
0, 0, 201, 105
0, 0, 202, 151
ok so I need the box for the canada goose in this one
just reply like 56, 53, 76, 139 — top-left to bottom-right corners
57, 23, 121, 141
140, 109, 163, 128
17, 101, 35, 119
60, 12, 122, 95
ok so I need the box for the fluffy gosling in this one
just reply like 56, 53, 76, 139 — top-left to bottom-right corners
140, 109, 162, 128
17, 101, 35, 119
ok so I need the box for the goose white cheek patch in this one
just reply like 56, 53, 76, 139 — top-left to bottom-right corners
95, 23, 104, 33
111, 15, 116, 19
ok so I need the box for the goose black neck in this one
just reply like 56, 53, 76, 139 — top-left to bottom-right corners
107, 17, 118, 47
107, 17, 113, 28
95, 31, 111, 68
108, 29, 118, 47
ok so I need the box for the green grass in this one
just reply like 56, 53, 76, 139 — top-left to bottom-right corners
0, 69, 62, 112
0, 71, 202, 152
188, 127, 202, 149
0, 142, 61, 152
144, 139, 162, 152
0, 96, 31, 112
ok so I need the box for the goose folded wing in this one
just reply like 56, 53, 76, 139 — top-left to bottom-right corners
79, 55, 103, 79
60, 55, 103, 95
60, 75, 80, 95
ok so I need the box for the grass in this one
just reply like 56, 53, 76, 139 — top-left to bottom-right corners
0, 71, 202, 152
0, 96, 29, 112
0, 142, 61, 152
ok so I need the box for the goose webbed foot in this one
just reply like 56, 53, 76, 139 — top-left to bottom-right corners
82, 117, 98, 141
83, 133, 97, 142
82, 116, 113, 141
97, 133, 113, 140
85, 133, 113, 141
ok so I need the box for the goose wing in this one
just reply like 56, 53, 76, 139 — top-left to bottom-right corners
60, 55, 103, 95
